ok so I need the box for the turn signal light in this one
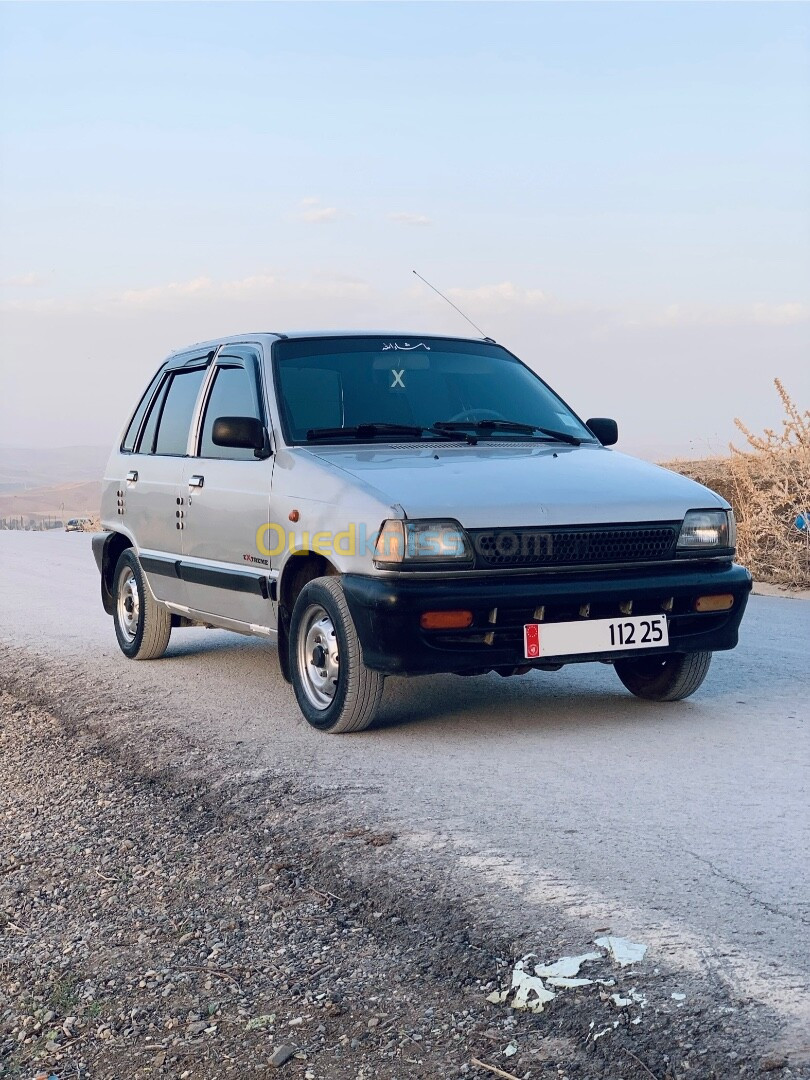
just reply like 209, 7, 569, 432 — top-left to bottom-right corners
420, 610, 474, 630
694, 594, 734, 612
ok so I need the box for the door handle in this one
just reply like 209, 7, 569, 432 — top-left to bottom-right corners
188, 475, 204, 489
126, 470, 138, 483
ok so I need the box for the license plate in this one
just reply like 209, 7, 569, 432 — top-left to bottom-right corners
524, 614, 669, 659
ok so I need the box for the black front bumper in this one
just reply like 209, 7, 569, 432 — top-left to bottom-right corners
342, 562, 752, 676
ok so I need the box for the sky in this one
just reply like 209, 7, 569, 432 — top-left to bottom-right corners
1, 1, 808, 459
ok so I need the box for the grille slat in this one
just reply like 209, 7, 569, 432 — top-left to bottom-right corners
470, 523, 679, 569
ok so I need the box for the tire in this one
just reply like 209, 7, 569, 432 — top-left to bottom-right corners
614, 651, 712, 702
112, 549, 172, 661
289, 576, 384, 733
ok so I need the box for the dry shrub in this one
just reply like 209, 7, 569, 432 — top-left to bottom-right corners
727, 380, 810, 587
663, 380, 809, 587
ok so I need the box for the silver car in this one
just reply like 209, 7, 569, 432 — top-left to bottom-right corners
94, 332, 751, 732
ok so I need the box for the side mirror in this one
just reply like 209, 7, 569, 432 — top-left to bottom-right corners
212, 416, 269, 457
586, 417, 618, 446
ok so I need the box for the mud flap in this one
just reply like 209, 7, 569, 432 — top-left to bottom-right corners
277, 618, 291, 683
92, 531, 118, 616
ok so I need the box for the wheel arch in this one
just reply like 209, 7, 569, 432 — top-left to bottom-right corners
276, 552, 340, 683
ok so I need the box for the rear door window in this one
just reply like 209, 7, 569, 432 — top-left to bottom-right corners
144, 367, 207, 456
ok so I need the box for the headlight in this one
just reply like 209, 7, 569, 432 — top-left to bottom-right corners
374, 519, 474, 568
677, 509, 735, 550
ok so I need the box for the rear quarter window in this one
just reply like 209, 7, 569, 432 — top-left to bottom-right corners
121, 367, 165, 452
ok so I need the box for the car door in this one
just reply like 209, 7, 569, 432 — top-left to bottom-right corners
124, 355, 210, 607
180, 346, 276, 631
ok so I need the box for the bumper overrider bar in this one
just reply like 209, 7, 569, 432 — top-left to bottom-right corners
342, 562, 752, 677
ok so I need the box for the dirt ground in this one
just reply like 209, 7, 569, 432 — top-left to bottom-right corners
1, 659, 804, 1080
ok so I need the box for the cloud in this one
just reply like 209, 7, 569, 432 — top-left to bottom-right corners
109, 273, 372, 310
0, 273, 375, 316
620, 301, 810, 329
4, 272, 807, 339
296, 197, 343, 224
1, 272, 43, 287
434, 284, 810, 330
443, 281, 551, 312
751, 302, 809, 326
389, 212, 432, 227
115, 276, 216, 308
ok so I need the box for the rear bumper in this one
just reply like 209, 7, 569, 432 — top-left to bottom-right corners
342, 562, 752, 676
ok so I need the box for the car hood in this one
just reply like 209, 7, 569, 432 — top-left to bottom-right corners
304, 442, 726, 529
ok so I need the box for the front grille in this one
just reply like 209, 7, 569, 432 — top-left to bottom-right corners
469, 522, 680, 569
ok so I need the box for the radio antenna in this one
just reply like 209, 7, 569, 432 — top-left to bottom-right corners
412, 270, 493, 340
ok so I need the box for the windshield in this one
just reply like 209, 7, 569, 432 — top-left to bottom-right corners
273, 336, 594, 444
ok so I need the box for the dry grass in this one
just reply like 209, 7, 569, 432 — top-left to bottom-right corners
666, 380, 810, 588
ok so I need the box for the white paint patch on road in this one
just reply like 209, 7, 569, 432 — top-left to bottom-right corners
590, 1021, 620, 1042
610, 988, 646, 1008
457, 843, 810, 1031
490, 949, 604, 1010
491, 944, 653, 1015
510, 961, 556, 1013
534, 951, 602, 978
595, 935, 648, 967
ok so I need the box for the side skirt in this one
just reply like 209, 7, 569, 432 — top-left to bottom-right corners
162, 602, 278, 640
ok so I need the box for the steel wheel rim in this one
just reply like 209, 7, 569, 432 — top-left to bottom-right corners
117, 569, 140, 642
297, 604, 340, 710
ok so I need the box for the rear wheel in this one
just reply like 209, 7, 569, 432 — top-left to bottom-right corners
615, 651, 712, 701
289, 577, 384, 733
113, 549, 172, 660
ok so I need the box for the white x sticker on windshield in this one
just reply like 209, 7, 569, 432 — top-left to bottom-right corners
391, 369, 405, 388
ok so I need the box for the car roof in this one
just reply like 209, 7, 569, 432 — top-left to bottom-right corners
168, 329, 496, 356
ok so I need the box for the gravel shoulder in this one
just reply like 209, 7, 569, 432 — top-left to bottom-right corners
1, 652, 806, 1080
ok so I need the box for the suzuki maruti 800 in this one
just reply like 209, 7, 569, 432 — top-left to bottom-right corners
94, 332, 751, 732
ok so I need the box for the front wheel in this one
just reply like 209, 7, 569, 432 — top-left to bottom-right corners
113, 549, 172, 660
289, 577, 384, 733
615, 651, 712, 701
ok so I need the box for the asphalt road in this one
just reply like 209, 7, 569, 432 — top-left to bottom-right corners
1, 530, 808, 1045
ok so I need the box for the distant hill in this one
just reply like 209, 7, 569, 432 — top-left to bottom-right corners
0, 480, 101, 524
0, 446, 106, 524
0, 445, 108, 493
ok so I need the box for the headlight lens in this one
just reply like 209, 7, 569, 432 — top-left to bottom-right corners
374, 519, 474, 568
677, 509, 734, 550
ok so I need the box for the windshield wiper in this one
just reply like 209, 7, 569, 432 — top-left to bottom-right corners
434, 419, 581, 446
306, 422, 466, 442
